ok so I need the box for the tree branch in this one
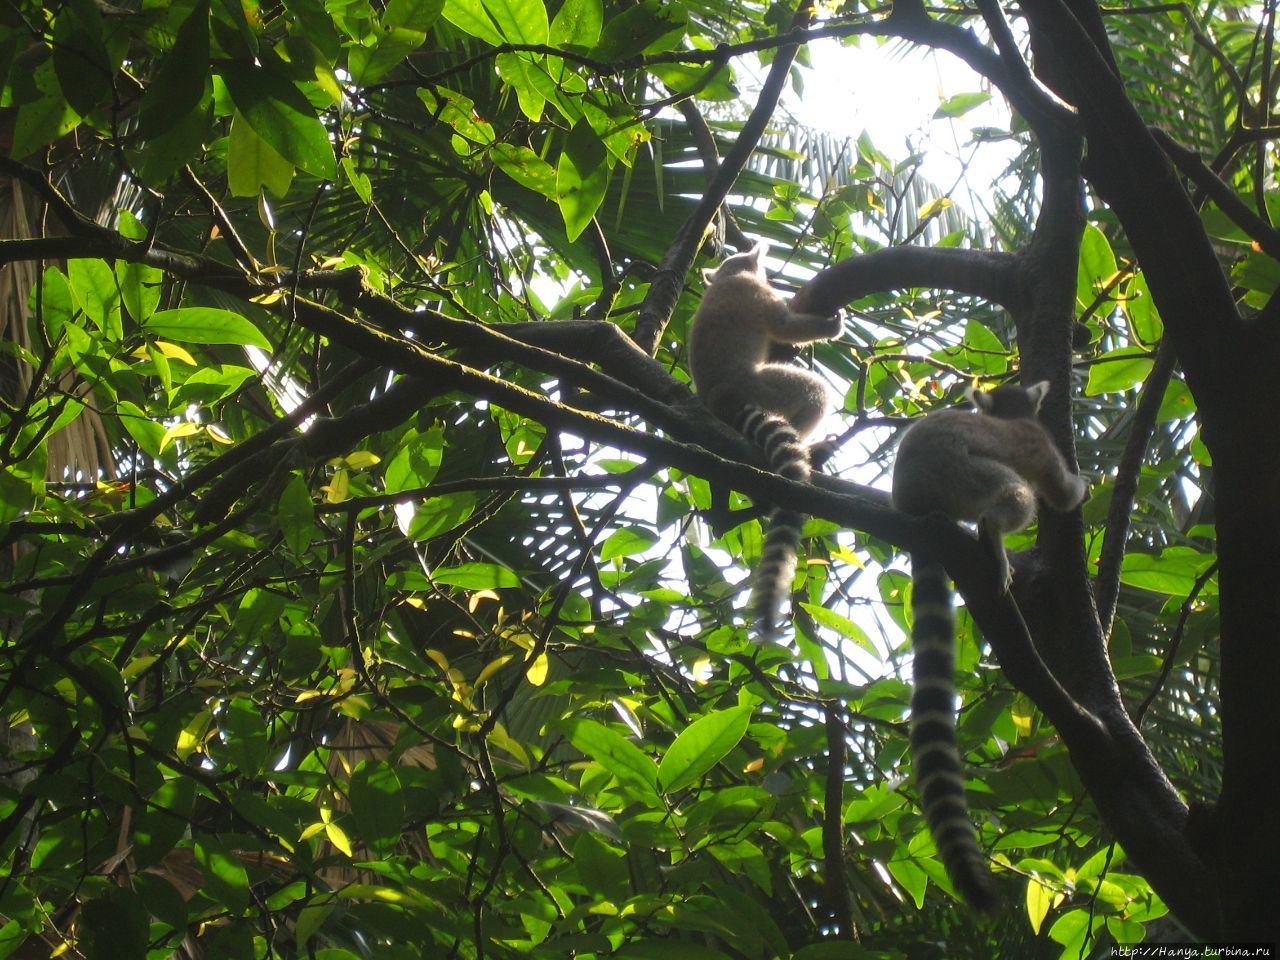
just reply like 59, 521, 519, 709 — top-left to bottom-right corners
631, 3, 815, 356
1094, 340, 1178, 633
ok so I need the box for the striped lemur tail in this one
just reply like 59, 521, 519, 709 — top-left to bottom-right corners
908, 556, 999, 914
733, 404, 811, 642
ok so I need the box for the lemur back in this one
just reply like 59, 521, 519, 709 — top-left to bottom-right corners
688, 243, 843, 640
890, 381, 1088, 912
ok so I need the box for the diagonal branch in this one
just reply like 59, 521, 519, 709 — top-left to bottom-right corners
631, 3, 816, 356
1094, 339, 1178, 633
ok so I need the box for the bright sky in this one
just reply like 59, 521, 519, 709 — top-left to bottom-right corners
791, 36, 1018, 209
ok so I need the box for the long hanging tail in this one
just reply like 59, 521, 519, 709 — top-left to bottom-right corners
909, 554, 999, 913
733, 405, 810, 642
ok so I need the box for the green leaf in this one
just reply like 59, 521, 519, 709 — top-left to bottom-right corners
133, 777, 196, 868
67, 258, 122, 340
138, 0, 211, 137
350, 761, 405, 856
10, 60, 81, 161
933, 91, 991, 118
1120, 549, 1215, 596
138, 89, 214, 185
481, 0, 549, 43
431, 562, 520, 589
441, 0, 504, 44
658, 704, 752, 793
495, 52, 546, 122
116, 399, 166, 460
277, 474, 316, 556
228, 110, 296, 198
385, 0, 446, 31
404, 492, 476, 541
491, 143, 560, 198
593, 0, 686, 60
221, 697, 268, 775
176, 364, 256, 405
563, 718, 659, 797
557, 120, 608, 241
599, 526, 658, 561
1085, 346, 1153, 395
221, 63, 336, 180
384, 426, 445, 493
798, 603, 878, 655
1076, 222, 1118, 315
549, 0, 602, 47
195, 837, 252, 914
52, 0, 113, 117
146, 308, 272, 349
79, 887, 149, 960
116, 258, 162, 325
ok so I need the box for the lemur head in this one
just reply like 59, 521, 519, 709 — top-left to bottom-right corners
701, 242, 768, 285
966, 381, 1050, 419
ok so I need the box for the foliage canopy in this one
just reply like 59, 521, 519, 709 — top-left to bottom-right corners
1, 0, 1278, 957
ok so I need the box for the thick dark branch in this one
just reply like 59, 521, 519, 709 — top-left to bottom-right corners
1094, 340, 1178, 633
1150, 126, 1280, 262
672, 99, 753, 252
1020, 0, 1241, 410
791, 245, 1020, 316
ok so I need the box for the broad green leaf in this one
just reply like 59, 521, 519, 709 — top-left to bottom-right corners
592, 1, 686, 60
132, 778, 195, 868
277, 474, 316, 556
404, 492, 476, 541
116, 399, 166, 460
491, 143, 560, 198
138, 89, 214, 184
557, 120, 608, 241
933, 91, 991, 118
1120, 549, 1215, 596
228, 110, 296, 198
348, 25, 430, 87
599, 526, 657, 561
342, 157, 373, 203
658, 704, 752, 793
495, 52, 546, 122
146, 308, 272, 349
1085, 346, 1153, 395
442, 0, 504, 44
138, 0, 211, 137
1026, 875, 1055, 934
67, 258, 122, 340
481, 0, 549, 44
886, 857, 927, 908
52, 0, 113, 117
78, 887, 149, 960
10, 60, 81, 161
221, 697, 268, 775
195, 837, 252, 913
384, 426, 445, 493
563, 718, 659, 796
1076, 222, 1118, 315
798, 603, 877, 655
431, 562, 520, 589
549, 0, 602, 47
385, 0, 446, 30
221, 63, 336, 180
116, 258, 162, 324
350, 761, 404, 855
176, 364, 256, 405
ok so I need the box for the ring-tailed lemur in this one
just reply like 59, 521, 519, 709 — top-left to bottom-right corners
688, 242, 843, 642
891, 381, 1089, 912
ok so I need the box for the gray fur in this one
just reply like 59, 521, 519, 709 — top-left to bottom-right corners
688, 242, 844, 640
890, 381, 1089, 912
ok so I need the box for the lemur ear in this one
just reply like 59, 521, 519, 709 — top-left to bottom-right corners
966, 384, 993, 411
701, 267, 717, 284
1025, 380, 1050, 410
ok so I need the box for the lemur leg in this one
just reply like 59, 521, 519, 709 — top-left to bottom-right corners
973, 460, 1037, 593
